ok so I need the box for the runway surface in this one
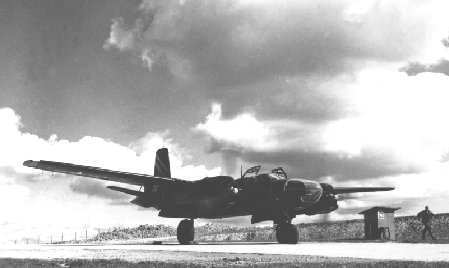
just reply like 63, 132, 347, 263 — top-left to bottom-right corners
1, 241, 448, 262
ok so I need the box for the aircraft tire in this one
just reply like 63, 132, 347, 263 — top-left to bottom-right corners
276, 222, 298, 244
177, 219, 194, 245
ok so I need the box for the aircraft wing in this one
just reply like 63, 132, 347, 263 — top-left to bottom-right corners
333, 187, 395, 194
23, 160, 187, 186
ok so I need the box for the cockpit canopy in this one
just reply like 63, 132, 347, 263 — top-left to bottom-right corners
237, 166, 287, 189
242, 165, 261, 178
242, 166, 287, 180
254, 173, 286, 183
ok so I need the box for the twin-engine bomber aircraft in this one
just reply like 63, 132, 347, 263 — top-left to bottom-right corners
24, 148, 394, 244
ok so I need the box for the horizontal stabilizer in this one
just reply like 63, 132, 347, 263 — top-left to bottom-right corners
107, 186, 143, 196
334, 187, 395, 194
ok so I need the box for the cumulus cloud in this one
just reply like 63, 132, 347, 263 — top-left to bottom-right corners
397, 29, 449, 77
103, 18, 136, 51
0, 174, 30, 222
443, 35, 449, 48
0, 107, 223, 242
196, 70, 449, 182
102, 0, 449, 126
400, 59, 449, 76
0, 107, 221, 202
104, 0, 449, 86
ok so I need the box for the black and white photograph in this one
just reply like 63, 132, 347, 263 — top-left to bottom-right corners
1, 0, 449, 267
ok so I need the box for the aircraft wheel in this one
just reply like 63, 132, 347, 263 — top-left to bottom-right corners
177, 219, 194, 245
276, 222, 298, 244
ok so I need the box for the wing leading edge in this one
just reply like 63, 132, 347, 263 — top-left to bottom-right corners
333, 187, 395, 194
23, 160, 188, 186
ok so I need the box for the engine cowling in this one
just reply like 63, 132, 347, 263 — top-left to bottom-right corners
193, 176, 239, 216
280, 179, 323, 210
303, 183, 339, 215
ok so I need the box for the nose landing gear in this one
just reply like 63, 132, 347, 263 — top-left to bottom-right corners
177, 219, 195, 244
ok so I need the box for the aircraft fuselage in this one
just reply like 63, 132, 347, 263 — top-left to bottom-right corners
141, 174, 338, 224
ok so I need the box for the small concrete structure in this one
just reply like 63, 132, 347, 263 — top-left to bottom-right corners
359, 206, 400, 240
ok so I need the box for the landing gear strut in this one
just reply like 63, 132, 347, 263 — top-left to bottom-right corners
177, 219, 194, 244
276, 222, 298, 244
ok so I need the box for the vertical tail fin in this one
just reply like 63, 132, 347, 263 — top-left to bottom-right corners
154, 148, 171, 178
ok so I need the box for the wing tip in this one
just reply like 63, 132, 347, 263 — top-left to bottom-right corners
23, 160, 39, 167
382, 187, 395, 191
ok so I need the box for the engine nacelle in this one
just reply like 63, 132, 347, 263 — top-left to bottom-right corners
303, 183, 338, 215
252, 179, 325, 223
280, 179, 323, 211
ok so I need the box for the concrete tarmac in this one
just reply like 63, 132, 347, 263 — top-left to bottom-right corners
1, 241, 448, 262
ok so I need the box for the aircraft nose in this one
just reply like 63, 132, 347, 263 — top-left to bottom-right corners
23, 160, 39, 167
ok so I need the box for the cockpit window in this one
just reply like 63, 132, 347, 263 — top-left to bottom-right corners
271, 167, 287, 179
243, 165, 261, 178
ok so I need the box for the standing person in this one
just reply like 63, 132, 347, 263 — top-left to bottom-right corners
417, 206, 436, 240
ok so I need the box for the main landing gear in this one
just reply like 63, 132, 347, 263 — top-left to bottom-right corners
177, 219, 195, 244
276, 222, 298, 244
176, 218, 298, 244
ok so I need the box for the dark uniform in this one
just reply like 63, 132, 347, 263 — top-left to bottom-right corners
417, 207, 436, 240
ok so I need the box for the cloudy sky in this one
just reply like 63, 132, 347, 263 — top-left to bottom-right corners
2, 0, 449, 243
